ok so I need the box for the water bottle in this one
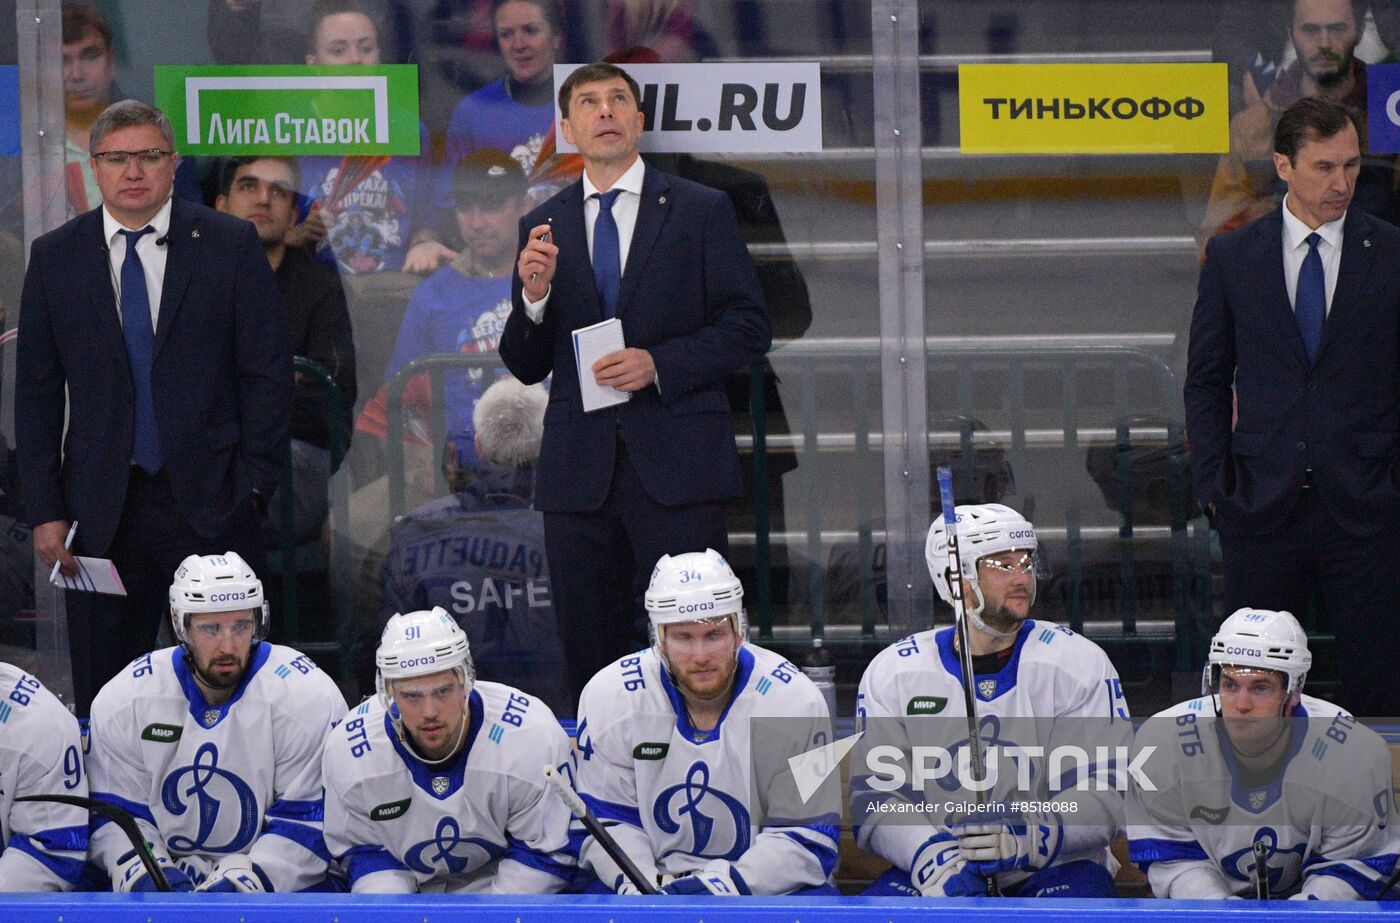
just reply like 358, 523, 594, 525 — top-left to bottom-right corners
801, 637, 837, 718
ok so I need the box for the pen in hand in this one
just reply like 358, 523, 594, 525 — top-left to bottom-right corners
49, 521, 77, 584
529, 218, 553, 285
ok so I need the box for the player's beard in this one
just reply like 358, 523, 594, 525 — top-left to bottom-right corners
978, 600, 1028, 635
191, 650, 250, 693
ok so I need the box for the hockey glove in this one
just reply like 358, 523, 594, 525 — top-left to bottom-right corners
195, 854, 272, 893
911, 834, 988, 897
114, 850, 195, 893
955, 814, 1062, 875
659, 861, 750, 896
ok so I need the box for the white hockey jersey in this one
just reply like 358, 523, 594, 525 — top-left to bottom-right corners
853, 620, 1131, 889
321, 681, 576, 893
86, 644, 347, 892
573, 644, 838, 895
1127, 694, 1399, 899
0, 663, 87, 891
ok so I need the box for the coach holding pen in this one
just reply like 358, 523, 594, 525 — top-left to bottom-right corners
1185, 96, 1400, 718
500, 61, 771, 699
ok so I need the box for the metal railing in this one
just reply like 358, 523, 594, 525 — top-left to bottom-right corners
270, 357, 353, 687
381, 342, 1206, 675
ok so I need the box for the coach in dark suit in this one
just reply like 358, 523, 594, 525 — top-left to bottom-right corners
17, 100, 289, 714
500, 62, 770, 695
1185, 96, 1400, 717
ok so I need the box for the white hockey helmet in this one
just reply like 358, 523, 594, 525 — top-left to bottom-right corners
375, 607, 475, 707
1202, 608, 1311, 700
926, 503, 1043, 622
168, 552, 269, 644
645, 549, 747, 648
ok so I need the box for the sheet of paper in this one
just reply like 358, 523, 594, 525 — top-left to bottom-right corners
572, 317, 631, 413
49, 556, 127, 596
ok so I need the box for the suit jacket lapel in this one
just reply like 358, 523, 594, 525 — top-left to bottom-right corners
82, 210, 130, 372
617, 166, 672, 316
1317, 208, 1375, 363
155, 200, 198, 356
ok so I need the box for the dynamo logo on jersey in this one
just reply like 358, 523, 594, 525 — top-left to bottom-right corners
1221, 827, 1307, 892
653, 761, 751, 860
160, 742, 261, 854
403, 815, 504, 875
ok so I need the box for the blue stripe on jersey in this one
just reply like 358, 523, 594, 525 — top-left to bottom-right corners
780, 827, 840, 877
1304, 853, 1400, 900
1127, 836, 1210, 868
90, 791, 157, 829
384, 689, 484, 799
266, 818, 332, 863
6, 832, 86, 883
935, 620, 1035, 700
173, 643, 272, 728
659, 648, 756, 744
342, 844, 410, 883
728, 864, 754, 894
503, 836, 574, 880
267, 798, 324, 823
582, 793, 642, 828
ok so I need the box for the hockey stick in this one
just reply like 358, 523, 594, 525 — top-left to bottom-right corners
1252, 840, 1270, 900
542, 765, 659, 894
1378, 857, 1399, 900
17, 793, 171, 892
935, 465, 1002, 897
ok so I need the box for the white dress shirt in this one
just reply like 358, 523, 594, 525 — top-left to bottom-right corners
523, 156, 646, 323
1280, 194, 1343, 317
102, 196, 173, 330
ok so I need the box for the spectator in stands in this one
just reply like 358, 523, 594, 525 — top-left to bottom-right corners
62, 4, 119, 216
372, 376, 568, 715
1186, 95, 1400, 718
1127, 609, 1399, 899
216, 156, 358, 545
62, 4, 203, 218
357, 149, 528, 470
853, 504, 1129, 898
1211, 1, 1293, 115
605, 0, 715, 62
206, 0, 401, 66
295, 0, 449, 276
1200, 0, 1397, 245
439, 0, 576, 213
324, 607, 576, 893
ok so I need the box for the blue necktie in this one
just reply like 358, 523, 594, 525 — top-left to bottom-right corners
1296, 232, 1325, 362
592, 189, 623, 317
118, 226, 164, 474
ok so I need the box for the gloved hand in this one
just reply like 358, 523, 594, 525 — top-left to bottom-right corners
954, 814, 1062, 875
613, 872, 643, 895
195, 854, 272, 893
114, 850, 195, 893
911, 834, 988, 897
659, 861, 749, 895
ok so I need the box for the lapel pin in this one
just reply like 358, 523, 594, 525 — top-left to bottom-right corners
191, 229, 200, 238
1364, 239, 1371, 248
658, 195, 667, 205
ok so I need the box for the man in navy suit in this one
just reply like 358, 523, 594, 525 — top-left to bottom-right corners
500, 62, 771, 696
1185, 96, 1400, 717
17, 100, 289, 715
